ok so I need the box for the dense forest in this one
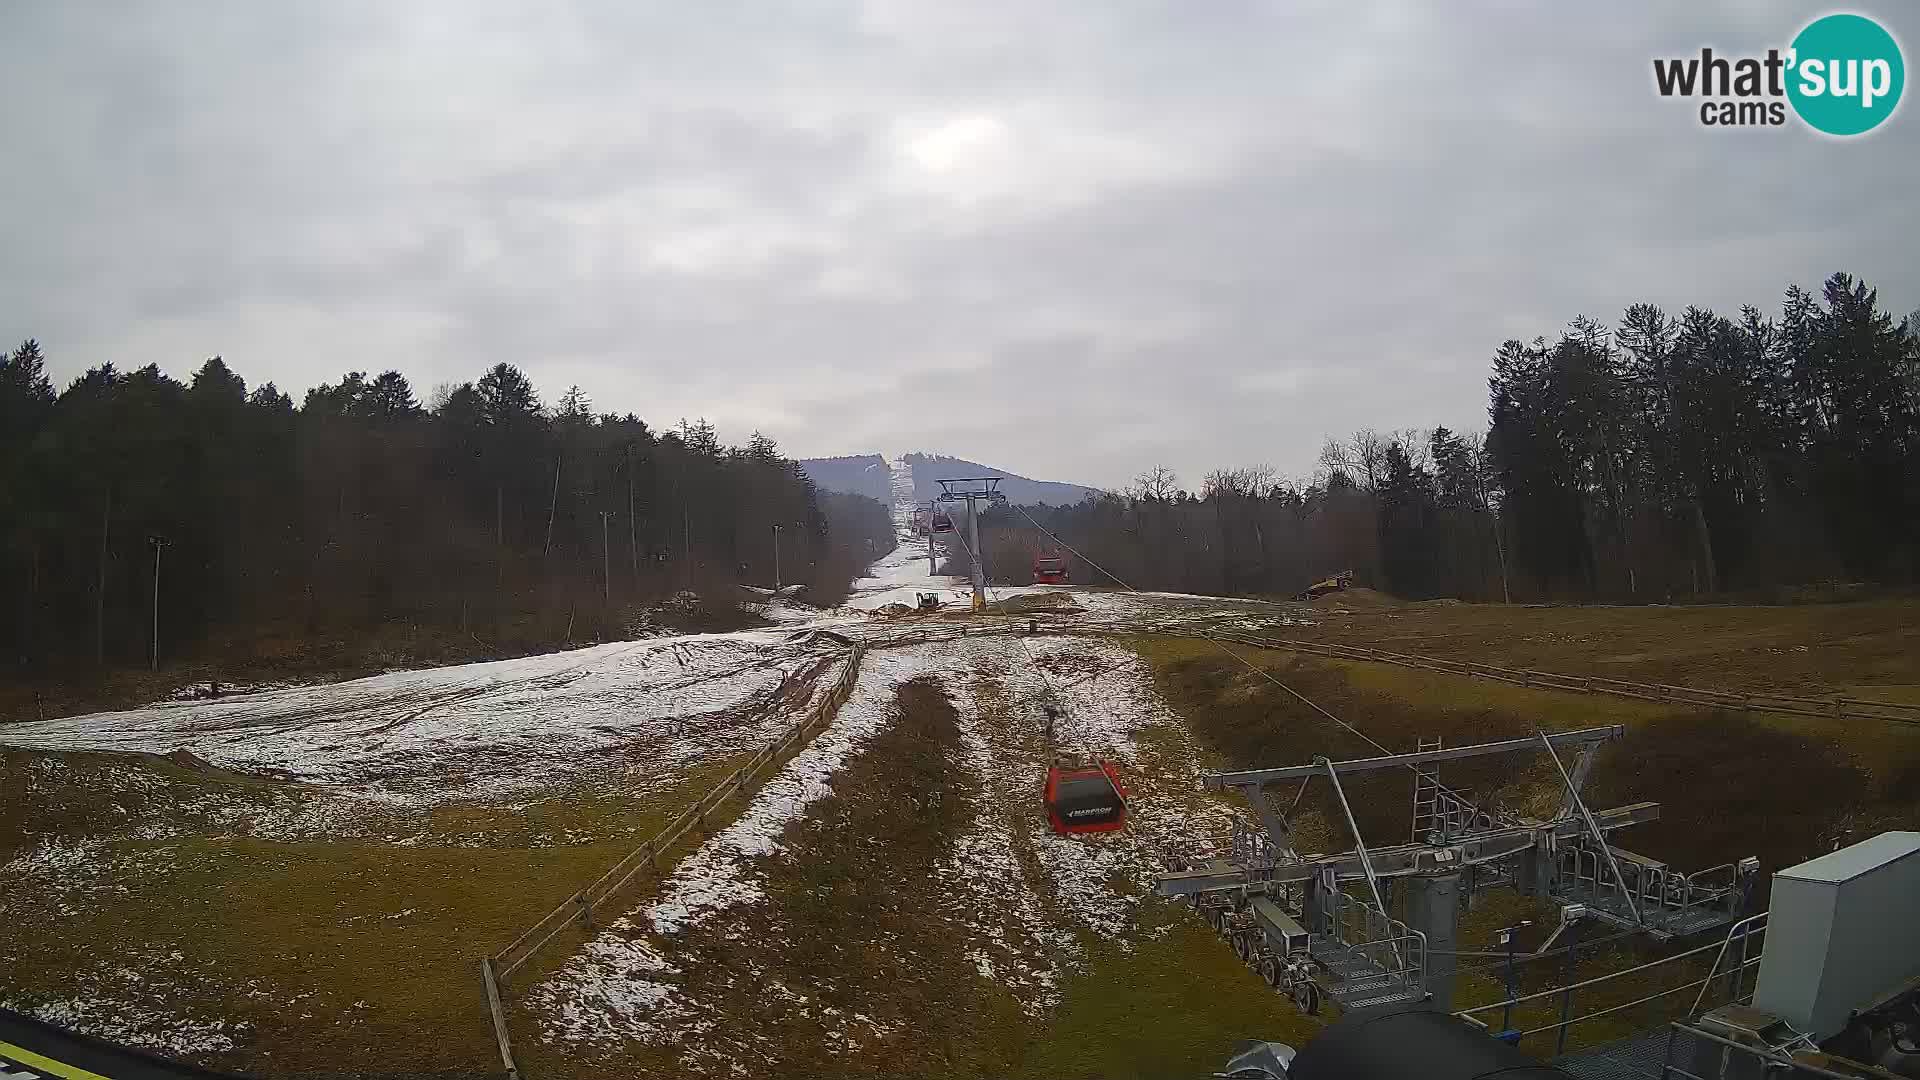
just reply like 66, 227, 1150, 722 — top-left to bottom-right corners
0, 352, 892, 682
971, 273, 1920, 602
4, 269, 1913, 687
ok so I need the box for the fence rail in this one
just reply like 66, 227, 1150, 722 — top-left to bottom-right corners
1166, 628, 1920, 730
480, 644, 867, 1068
835, 617, 1920, 730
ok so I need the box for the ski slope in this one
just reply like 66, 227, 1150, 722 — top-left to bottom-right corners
0, 452, 1323, 1077
843, 455, 973, 611
0, 631, 845, 804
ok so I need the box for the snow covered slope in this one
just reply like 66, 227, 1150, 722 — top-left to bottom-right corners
0, 631, 846, 805
843, 455, 973, 611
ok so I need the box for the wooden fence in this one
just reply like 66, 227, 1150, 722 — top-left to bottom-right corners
480, 644, 868, 1078
1184, 630, 1920, 729
833, 618, 1920, 730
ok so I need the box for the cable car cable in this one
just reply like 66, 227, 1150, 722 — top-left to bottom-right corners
949, 522, 1139, 838
1008, 503, 1490, 816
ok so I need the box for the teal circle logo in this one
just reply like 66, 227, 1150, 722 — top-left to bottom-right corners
1787, 14, 1904, 136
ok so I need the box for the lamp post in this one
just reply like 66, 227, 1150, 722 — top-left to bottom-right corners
598, 510, 617, 607
147, 534, 169, 671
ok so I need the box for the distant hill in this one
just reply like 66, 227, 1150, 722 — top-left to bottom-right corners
798, 452, 1100, 507
905, 453, 1100, 507
795, 455, 891, 503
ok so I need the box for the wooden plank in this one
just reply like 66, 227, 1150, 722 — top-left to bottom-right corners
493, 905, 577, 965
601, 848, 663, 902
499, 911, 584, 979
1833, 695, 1920, 713
583, 843, 654, 901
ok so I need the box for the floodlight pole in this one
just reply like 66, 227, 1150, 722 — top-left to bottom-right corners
148, 534, 169, 671
926, 502, 935, 574
599, 511, 616, 606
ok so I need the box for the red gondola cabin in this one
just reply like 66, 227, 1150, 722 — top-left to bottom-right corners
1044, 761, 1128, 835
1032, 551, 1068, 584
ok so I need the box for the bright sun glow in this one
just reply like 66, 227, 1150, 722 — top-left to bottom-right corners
903, 112, 1008, 172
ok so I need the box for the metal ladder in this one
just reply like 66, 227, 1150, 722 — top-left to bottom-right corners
1410, 736, 1443, 842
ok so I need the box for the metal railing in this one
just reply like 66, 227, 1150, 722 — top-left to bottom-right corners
1230, 818, 1280, 867
1457, 919, 1766, 1051
1690, 913, 1768, 1015
1318, 756, 1400, 970
1658, 1021, 1874, 1080
1316, 886, 1428, 992
1556, 842, 1748, 928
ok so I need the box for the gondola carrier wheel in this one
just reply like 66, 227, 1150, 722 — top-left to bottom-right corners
1290, 979, 1321, 1016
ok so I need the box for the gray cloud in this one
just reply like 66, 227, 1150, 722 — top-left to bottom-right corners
3, 0, 1914, 489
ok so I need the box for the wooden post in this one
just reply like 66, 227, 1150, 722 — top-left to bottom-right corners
481, 957, 521, 1080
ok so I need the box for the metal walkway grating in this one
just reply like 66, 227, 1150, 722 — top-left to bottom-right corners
1553, 1026, 1700, 1080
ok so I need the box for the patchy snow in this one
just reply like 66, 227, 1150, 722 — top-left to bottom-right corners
524, 625, 1244, 1059
155, 679, 305, 704
926, 645, 1078, 1011
0, 631, 847, 804
3, 995, 246, 1056
531, 936, 684, 1044
744, 599, 834, 626
0, 846, 257, 1057
644, 650, 915, 935
1, 837, 119, 906
1023, 634, 1242, 844
529, 645, 943, 1045
844, 455, 970, 611
927, 633, 1242, 1007
1067, 586, 1314, 631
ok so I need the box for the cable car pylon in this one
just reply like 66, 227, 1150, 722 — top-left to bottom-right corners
934, 476, 1004, 611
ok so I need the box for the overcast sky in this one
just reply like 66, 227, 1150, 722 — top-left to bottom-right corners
4, 2, 1915, 490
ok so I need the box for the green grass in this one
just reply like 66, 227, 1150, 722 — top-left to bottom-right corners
0, 749, 759, 1077
1011, 902, 1319, 1080
1117, 631, 1920, 1055
516, 676, 1029, 1079
1308, 596, 1920, 692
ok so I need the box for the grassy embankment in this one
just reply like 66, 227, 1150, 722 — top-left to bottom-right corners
1116, 597, 1920, 1053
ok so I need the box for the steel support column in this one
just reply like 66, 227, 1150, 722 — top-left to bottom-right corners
1405, 871, 1462, 1010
